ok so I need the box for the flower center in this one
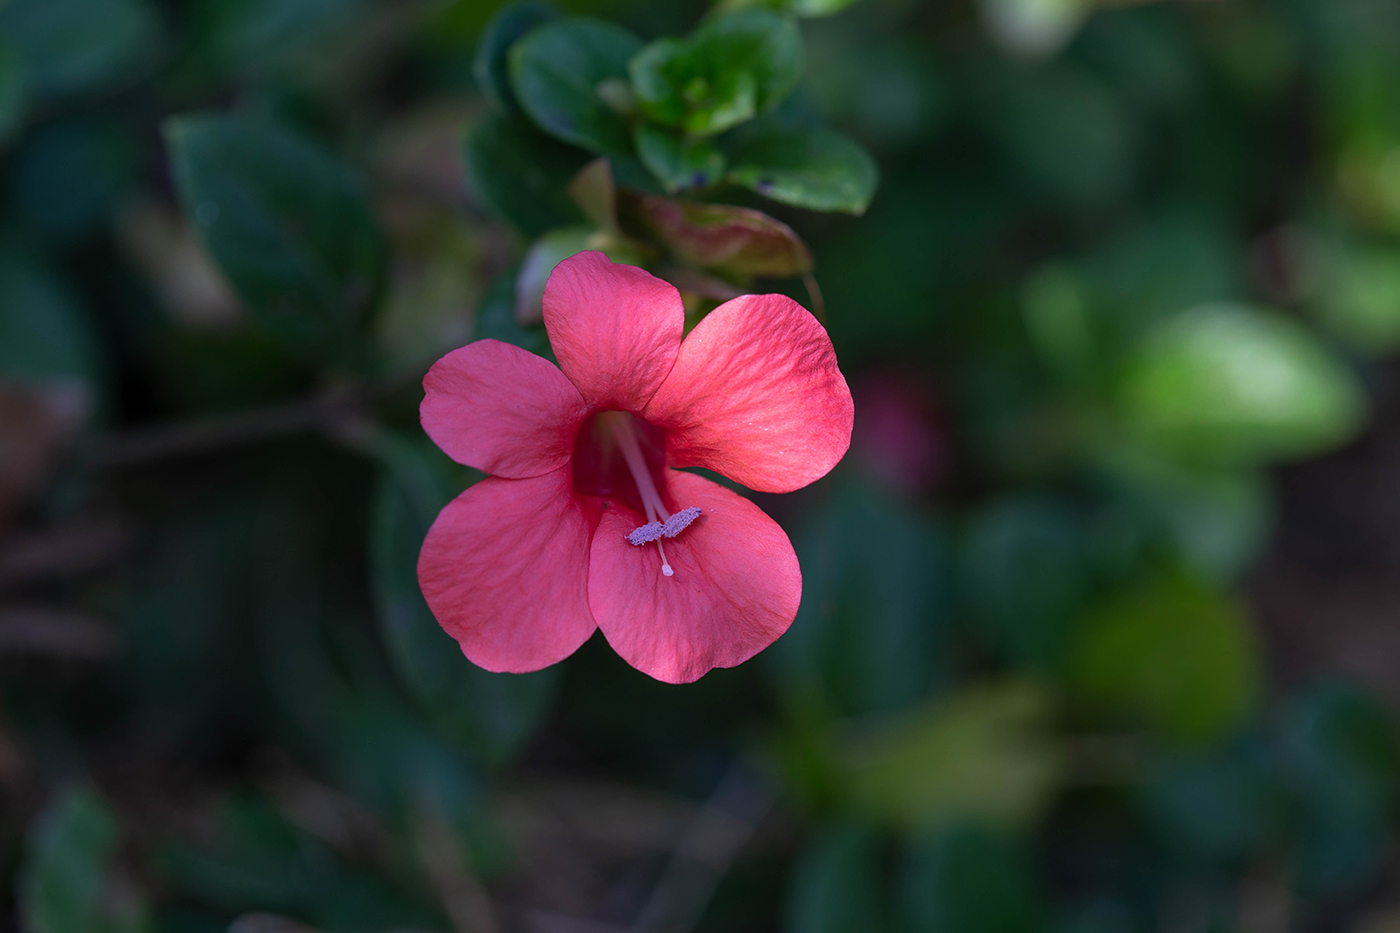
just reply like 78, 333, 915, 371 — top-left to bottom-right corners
599, 411, 702, 579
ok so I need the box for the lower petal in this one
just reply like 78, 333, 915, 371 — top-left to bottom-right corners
588, 470, 801, 684
418, 467, 599, 673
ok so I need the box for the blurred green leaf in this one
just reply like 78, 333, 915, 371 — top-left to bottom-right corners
508, 16, 641, 153
634, 123, 726, 192
899, 824, 1046, 933
165, 113, 388, 364
630, 9, 801, 137
0, 0, 160, 101
1067, 569, 1260, 746
622, 192, 813, 278
371, 432, 558, 768
1117, 303, 1366, 466
19, 785, 148, 933
514, 226, 644, 326
0, 240, 100, 387
727, 128, 879, 214
474, 265, 553, 359
191, 0, 370, 78
784, 823, 885, 933
12, 119, 139, 240
962, 496, 1087, 671
716, 0, 862, 19
472, 1, 556, 113
1278, 681, 1400, 897
840, 680, 1065, 832
0, 41, 25, 145
1314, 243, 1400, 355
1140, 739, 1285, 866
772, 481, 951, 717
464, 112, 590, 238
979, 0, 1088, 58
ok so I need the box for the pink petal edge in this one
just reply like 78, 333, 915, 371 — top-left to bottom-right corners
644, 293, 854, 494
418, 468, 599, 673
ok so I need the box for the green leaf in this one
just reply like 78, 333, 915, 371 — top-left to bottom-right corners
370, 432, 558, 768
784, 824, 885, 933
464, 112, 590, 238
164, 113, 388, 363
472, 2, 555, 112
1067, 570, 1261, 746
475, 266, 553, 358
0, 0, 161, 101
978, 0, 1090, 58
634, 123, 726, 193
191, 0, 370, 78
839, 681, 1065, 832
508, 16, 642, 153
1117, 303, 1367, 466
19, 785, 147, 933
630, 10, 801, 137
899, 825, 1046, 933
622, 192, 813, 278
715, 0, 862, 16
727, 128, 879, 214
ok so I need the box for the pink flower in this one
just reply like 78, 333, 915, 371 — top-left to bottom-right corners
417, 252, 853, 683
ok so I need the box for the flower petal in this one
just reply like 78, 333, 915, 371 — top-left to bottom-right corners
418, 467, 599, 673
422, 339, 587, 478
644, 293, 854, 493
588, 470, 800, 684
543, 251, 685, 412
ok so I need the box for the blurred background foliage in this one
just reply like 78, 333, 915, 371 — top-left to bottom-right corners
2, 0, 1400, 930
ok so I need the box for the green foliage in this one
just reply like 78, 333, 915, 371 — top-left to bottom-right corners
0, 0, 160, 101
0, 240, 99, 385
165, 113, 388, 365
1067, 569, 1261, 746
464, 112, 590, 238
898, 825, 1046, 933
508, 17, 642, 154
473, 2, 556, 112
839, 681, 1065, 833
629, 9, 802, 137
726, 128, 879, 214
1117, 303, 1367, 467
784, 824, 885, 933
19, 786, 148, 933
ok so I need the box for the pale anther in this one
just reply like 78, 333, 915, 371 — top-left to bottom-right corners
662, 507, 703, 538
627, 521, 665, 545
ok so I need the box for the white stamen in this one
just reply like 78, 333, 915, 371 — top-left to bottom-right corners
627, 521, 665, 545
662, 507, 702, 538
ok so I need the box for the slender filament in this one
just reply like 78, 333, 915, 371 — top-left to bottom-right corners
610, 414, 675, 576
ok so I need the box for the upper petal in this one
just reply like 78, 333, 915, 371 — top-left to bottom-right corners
643, 293, 854, 493
588, 469, 801, 684
543, 251, 685, 412
418, 468, 599, 673
421, 339, 587, 478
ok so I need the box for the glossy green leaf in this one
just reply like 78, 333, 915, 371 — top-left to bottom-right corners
370, 432, 558, 768
899, 825, 1046, 933
1067, 570, 1261, 746
634, 123, 726, 192
19, 785, 147, 933
508, 16, 642, 153
727, 128, 879, 214
840, 681, 1065, 832
464, 112, 590, 238
784, 824, 885, 933
0, 0, 160, 101
622, 192, 812, 278
1118, 303, 1366, 466
165, 113, 388, 363
629, 9, 802, 137
472, 2, 556, 112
